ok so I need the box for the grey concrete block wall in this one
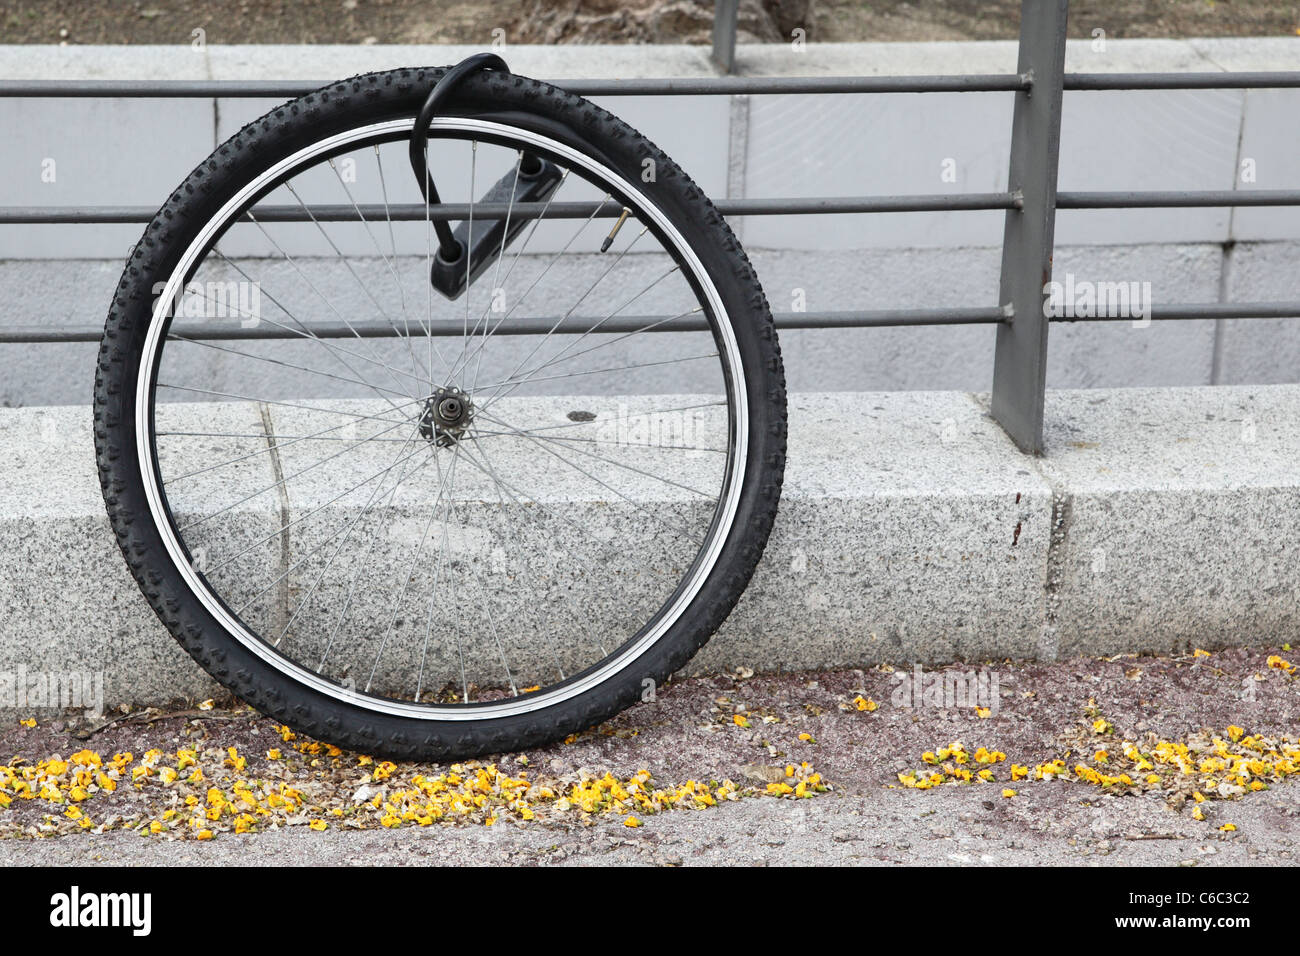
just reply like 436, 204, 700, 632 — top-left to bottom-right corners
3, 384, 1297, 713
692, 390, 1054, 673
0, 404, 224, 709
1031, 386, 1300, 660
1, 38, 1298, 408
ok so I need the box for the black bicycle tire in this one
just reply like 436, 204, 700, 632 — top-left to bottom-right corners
93, 66, 787, 760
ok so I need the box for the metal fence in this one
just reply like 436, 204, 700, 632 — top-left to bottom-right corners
1, 0, 1298, 452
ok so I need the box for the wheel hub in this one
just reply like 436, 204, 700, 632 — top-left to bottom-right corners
419, 385, 474, 447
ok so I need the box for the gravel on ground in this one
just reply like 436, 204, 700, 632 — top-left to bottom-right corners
0, 645, 1296, 865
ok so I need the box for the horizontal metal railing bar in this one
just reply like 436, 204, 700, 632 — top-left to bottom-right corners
1052, 302, 1300, 321
0, 75, 1032, 98
0, 194, 1021, 225
1057, 190, 1300, 208
1065, 71, 1300, 90
10, 300, 1300, 344
13, 188, 1300, 226
0, 308, 1006, 344
2, 72, 1297, 101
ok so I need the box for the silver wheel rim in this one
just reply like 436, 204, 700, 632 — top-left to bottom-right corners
134, 116, 749, 720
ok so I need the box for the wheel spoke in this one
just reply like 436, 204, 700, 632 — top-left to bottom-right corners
203, 440, 431, 576
475, 408, 718, 500
243, 212, 429, 404
315, 431, 440, 670
156, 383, 414, 422
211, 249, 432, 397
471, 412, 696, 540
467, 150, 524, 395
176, 416, 413, 534
365, 439, 459, 693
478, 263, 682, 413
235, 422, 429, 623
329, 154, 432, 392
160, 399, 420, 482
167, 332, 414, 403
471, 351, 719, 394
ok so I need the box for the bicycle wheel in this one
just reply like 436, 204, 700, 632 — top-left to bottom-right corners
94, 67, 786, 759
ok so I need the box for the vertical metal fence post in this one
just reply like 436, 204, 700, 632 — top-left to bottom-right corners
989, 0, 1069, 454
712, 0, 740, 74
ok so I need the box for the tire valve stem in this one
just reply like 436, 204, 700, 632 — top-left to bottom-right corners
600, 207, 632, 253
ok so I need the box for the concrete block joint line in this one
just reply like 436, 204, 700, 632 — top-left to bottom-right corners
1019, 441, 1073, 665
2, 384, 1297, 715
1037, 491, 1073, 664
